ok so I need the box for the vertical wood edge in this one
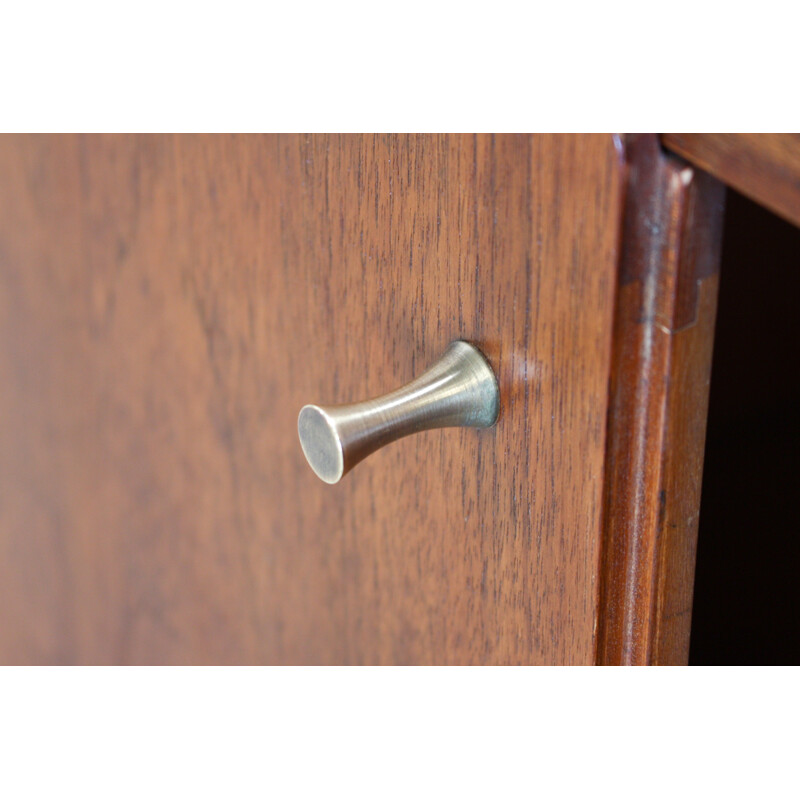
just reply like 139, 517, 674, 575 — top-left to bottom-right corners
596, 135, 726, 665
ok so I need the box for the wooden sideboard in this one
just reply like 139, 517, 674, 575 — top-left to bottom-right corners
0, 133, 792, 664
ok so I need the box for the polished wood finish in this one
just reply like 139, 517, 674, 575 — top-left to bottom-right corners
0, 134, 624, 664
662, 133, 800, 228
597, 135, 725, 665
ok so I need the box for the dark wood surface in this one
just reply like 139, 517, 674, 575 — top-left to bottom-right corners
597, 135, 725, 665
0, 134, 624, 664
662, 133, 800, 228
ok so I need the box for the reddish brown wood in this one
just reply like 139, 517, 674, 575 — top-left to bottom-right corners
0, 134, 624, 664
662, 133, 800, 228
597, 135, 725, 665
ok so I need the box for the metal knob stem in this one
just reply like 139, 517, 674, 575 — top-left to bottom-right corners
298, 340, 499, 484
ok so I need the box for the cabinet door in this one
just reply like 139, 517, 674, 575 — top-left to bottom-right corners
0, 134, 623, 664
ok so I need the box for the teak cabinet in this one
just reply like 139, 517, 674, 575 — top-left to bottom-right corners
0, 133, 787, 665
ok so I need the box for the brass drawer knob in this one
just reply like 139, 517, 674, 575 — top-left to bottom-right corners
298, 340, 499, 484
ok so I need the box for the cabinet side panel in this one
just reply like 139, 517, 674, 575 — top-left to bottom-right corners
597, 135, 725, 665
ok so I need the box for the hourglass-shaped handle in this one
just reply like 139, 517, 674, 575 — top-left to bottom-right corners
297, 340, 500, 484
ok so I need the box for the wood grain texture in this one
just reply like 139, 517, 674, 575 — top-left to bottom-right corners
597, 135, 725, 665
662, 133, 800, 228
0, 134, 624, 664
